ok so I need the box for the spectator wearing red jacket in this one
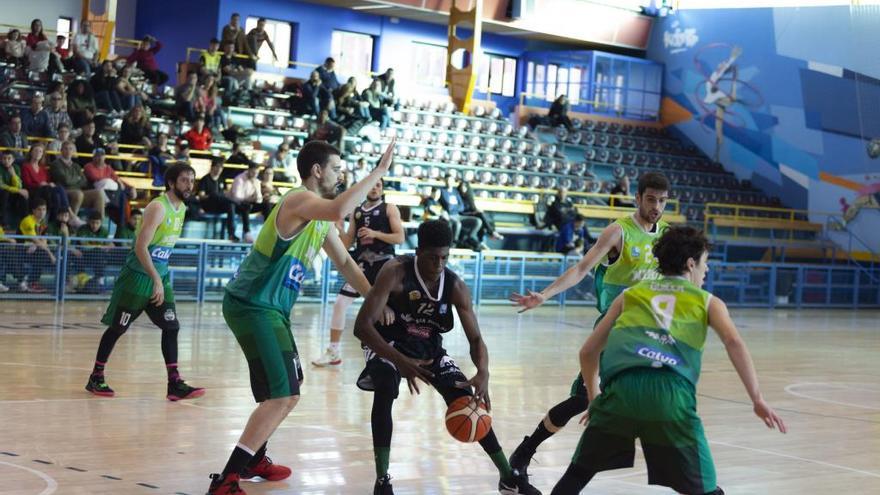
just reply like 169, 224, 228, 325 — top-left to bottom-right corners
126, 35, 168, 88
183, 115, 212, 150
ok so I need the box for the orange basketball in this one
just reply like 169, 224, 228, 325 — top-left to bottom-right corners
445, 396, 492, 443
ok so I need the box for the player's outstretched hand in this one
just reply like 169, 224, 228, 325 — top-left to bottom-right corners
509, 289, 546, 313
380, 305, 395, 326
395, 356, 433, 395
376, 136, 397, 173
753, 398, 787, 433
466, 370, 491, 411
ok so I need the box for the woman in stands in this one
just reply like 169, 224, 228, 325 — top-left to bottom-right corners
25, 19, 47, 51
67, 80, 98, 129
3, 29, 27, 67
457, 180, 504, 250
120, 105, 152, 145
20, 143, 74, 224
549, 94, 574, 131
335, 77, 370, 125
199, 74, 226, 131
362, 79, 391, 130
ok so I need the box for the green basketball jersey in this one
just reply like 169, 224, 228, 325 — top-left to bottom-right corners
124, 194, 185, 276
600, 277, 712, 388
225, 188, 332, 314
594, 215, 668, 313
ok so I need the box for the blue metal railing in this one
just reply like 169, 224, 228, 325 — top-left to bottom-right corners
1, 237, 878, 309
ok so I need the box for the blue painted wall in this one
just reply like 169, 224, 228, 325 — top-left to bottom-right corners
647, 6, 880, 245
134, 0, 220, 81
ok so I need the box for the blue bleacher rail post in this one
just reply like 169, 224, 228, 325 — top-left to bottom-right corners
473, 252, 483, 306
768, 265, 777, 309
321, 257, 331, 306
56, 237, 66, 302
196, 242, 207, 303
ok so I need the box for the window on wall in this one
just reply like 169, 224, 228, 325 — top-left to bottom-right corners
478, 53, 517, 97
568, 67, 582, 104
526, 62, 535, 95
244, 17, 292, 69
331, 30, 374, 81
534, 64, 545, 98
406, 42, 448, 89
56, 17, 72, 49
545, 64, 558, 102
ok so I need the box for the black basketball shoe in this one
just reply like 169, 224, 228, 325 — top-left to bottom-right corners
374, 474, 394, 494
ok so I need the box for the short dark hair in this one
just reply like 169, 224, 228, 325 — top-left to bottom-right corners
231, 12, 240, 18
210, 156, 224, 168
297, 140, 340, 181
1, 149, 13, 157
325, 57, 335, 64
31, 198, 47, 210
209, 37, 219, 44
417, 220, 453, 249
653, 226, 710, 276
637, 171, 670, 196
258, 17, 267, 23
573, 213, 584, 222
88, 210, 103, 221
165, 162, 195, 189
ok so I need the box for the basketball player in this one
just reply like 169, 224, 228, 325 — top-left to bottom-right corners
353, 220, 540, 495
508, 172, 670, 480
206, 139, 396, 495
312, 178, 404, 367
551, 226, 786, 494
86, 163, 204, 401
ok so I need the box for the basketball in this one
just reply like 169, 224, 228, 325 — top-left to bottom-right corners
444, 396, 492, 443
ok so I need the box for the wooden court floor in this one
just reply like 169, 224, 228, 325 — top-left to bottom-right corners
0, 300, 878, 495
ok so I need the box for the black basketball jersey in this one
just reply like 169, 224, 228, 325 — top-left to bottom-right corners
352, 201, 395, 260
378, 255, 457, 359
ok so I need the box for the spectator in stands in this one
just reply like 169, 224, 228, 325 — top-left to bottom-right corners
45, 92, 73, 138
195, 157, 239, 241
375, 68, 398, 107
0, 225, 15, 293
309, 110, 345, 152
72, 20, 99, 75
91, 60, 123, 114
316, 57, 341, 92
221, 13, 255, 69
3, 29, 27, 66
199, 38, 222, 76
267, 141, 296, 181
0, 150, 28, 227
258, 167, 280, 217
21, 143, 73, 222
301, 70, 335, 118
84, 147, 136, 224
114, 208, 141, 240
422, 187, 445, 221
351, 157, 370, 184
175, 139, 192, 164
17, 198, 54, 293
200, 74, 225, 130
116, 64, 148, 110
55, 35, 72, 70
104, 141, 127, 172
247, 18, 278, 62
119, 105, 151, 145
126, 35, 167, 89
74, 120, 104, 165
147, 132, 172, 183
67, 80, 97, 128
25, 19, 49, 52
0, 114, 27, 161
27, 36, 63, 75
439, 174, 482, 250
50, 140, 106, 219
229, 161, 261, 242
219, 41, 253, 102
542, 187, 576, 231
362, 79, 391, 130
608, 175, 633, 207
225, 141, 252, 167
457, 180, 504, 247
556, 213, 594, 256
21, 93, 51, 138
47, 123, 71, 153
183, 115, 213, 150
548, 94, 574, 131
336, 77, 370, 124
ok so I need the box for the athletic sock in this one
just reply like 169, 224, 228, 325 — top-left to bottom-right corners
222, 443, 255, 477
374, 447, 390, 478
166, 363, 180, 382
247, 442, 267, 468
329, 342, 340, 353
92, 361, 106, 376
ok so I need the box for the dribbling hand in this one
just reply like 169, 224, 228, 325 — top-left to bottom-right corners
509, 290, 546, 313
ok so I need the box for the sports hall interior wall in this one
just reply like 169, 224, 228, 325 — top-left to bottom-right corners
647, 5, 880, 248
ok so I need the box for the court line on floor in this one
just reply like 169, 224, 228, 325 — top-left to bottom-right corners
784, 382, 880, 410
697, 393, 880, 424
710, 440, 880, 478
0, 361, 217, 381
0, 461, 57, 495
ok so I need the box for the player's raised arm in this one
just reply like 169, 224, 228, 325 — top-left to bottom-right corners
511, 222, 622, 312
285, 138, 396, 223
708, 297, 787, 434
354, 261, 434, 393
450, 276, 491, 409
579, 295, 622, 403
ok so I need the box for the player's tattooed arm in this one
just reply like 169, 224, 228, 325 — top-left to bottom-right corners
354, 261, 433, 394
452, 277, 491, 410
511, 222, 622, 312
